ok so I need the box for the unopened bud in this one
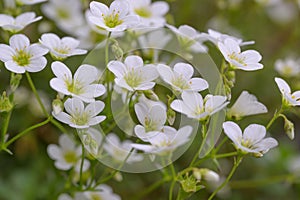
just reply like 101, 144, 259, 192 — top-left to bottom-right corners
167, 108, 176, 125
283, 116, 295, 140
10, 73, 22, 92
200, 168, 220, 182
143, 90, 159, 101
52, 98, 63, 115
0, 92, 13, 112
112, 42, 123, 61
193, 169, 202, 181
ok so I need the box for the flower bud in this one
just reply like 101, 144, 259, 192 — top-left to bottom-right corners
283, 116, 295, 140
167, 108, 176, 125
143, 90, 159, 101
10, 73, 22, 92
192, 169, 202, 181
52, 98, 63, 115
200, 168, 220, 182
0, 92, 13, 113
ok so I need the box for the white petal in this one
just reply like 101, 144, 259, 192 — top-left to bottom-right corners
222, 121, 242, 145
64, 98, 84, 115
135, 82, 155, 90
205, 95, 228, 115
74, 64, 99, 85
110, 0, 129, 18
40, 33, 60, 49
151, 1, 169, 16
59, 134, 76, 150
173, 63, 194, 79
170, 99, 193, 117
29, 44, 49, 58
243, 124, 266, 144
85, 101, 105, 117
0, 14, 14, 26
50, 78, 70, 95
82, 84, 106, 98
157, 64, 173, 84
124, 55, 144, 68
275, 77, 291, 94
223, 38, 240, 54
54, 112, 72, 125
108, 61, 126, 78
189, 78, 209, 92
0, 44, 14, 62
10, 34, 30, 50
135, 102, 148, 125
242, 50, 262, 63
178, 25, 197, 38
47, 144, 62, 160
89, 115, 106, 126
253, 137, 278, 153
149, 105, 167, 127
4, 60, 25, 73
131, 143, 154, 153
182, 91, 203, 112
90, 1, 109, 16
25, 57, 47, 72
61, 37, 80, 49
140, 65, 159, 81
51, 61, 72, 82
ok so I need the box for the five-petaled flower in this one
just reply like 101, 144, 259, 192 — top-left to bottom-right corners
108, 55, 158, 92
223, 121, 278, 157
88, 0, 140, 32
0, 34, 48, 74
218, 38, 263, 71
275, 77, 300, 107
39, 33, 87, 60
50, 61, 106, 103
53, 97, 106, 129
157, 62, 209, 93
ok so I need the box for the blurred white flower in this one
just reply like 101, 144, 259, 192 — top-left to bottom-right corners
0, 12, 42, 33
53, 98, 106, 129
275, 77, 300, 107
134, 100, 167, 141
47, 134, 90, 171
103, 133, 143, 163
227, 91, 268, 119
88, 0, 139, 32
50, 61, 105, 103
167, 24, 207, 53
274, 58, 300, 77
129, 0, 169, 28
0, 34, 48, 74
223, 121, 278, 157
204, 29, 254, 46
81, 128, 103, 157
75, 185, 121, 200
171, 91, 228, 121
41, 0, 85, 34
157, 62, 209, 93
39, 33, 87, 60
108, 55, 158, 91
193, 168, 220, 182
131, 125, 192, 155
17, 0, 47, 5
218, 38, 263, 71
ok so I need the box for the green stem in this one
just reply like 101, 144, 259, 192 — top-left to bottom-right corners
169, 179, 176, 200
133, 178, 170, 200
266, 107, 283, 130
189, 121, 208, 167
1, 111, 12, 147
214, 152, 238, 159
79, 143, 85, 189
50, 118, 68, 133
4, 117, 51, 148
208, 156, 243, 200
26, 72, 48, 117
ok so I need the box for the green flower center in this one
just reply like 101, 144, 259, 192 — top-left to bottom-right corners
172, 75, 190, 90
228, 53, 247, 66
71, 112, 90, 126
54, 47, 71, 55
241, 139, 253, 149
103, 11, 123, 28
91, 194, 103, 200
144, 116, 158, 132
13, 50, 31, 66
66, 80, 84, 95
63, 151, 78, 163
124, 69, 143, 88
57, 8, 70, 19
134, 7, 152, 18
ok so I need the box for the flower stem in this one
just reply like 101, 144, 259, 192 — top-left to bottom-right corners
4, 117, 51, 148
79, 143, 85, 189
25, 72, 49, 117
1, 111, 12, 147
189, 121, 208, 167
133, 178, 170, 200
266, 107, 283, 130
208, 156, 243, 200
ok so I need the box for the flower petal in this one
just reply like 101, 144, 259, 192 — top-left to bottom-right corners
124, 55, 144, 68
173, 62, 194, 79
10, 34, 30, 50
51, 61, 73, 82
275, 77, 291, 94
222, 121, 242, 145
243, 124, 266, 145
74, 64, 99, 85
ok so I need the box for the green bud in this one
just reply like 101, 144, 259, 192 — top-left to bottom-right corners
10, 73, 22, 92
112, 42, 123, 61
0, 92, 13, 112
180, 176, 197, 193
167, 108, 176, 125
52, 98, 63, 115
143, 90, 159, 101
283, 116, 295, 140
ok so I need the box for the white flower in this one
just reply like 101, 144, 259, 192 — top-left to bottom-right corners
39, 33, 87, 60
88, 0, 139, 32
275, 77, 300, 106
204, 29, 255, 46
76, 185, 121, 200
171, 91, 228, 121
58, 193, 72, 200
17, 0, 47, 5
0, 12, 42, 33
131, 125, 192, 155
0, 34, 48, 74
129, 0, 169, 28
134, 100, 167, 141
166, 24, 207, 53
47, 134, 90, 171
41, 0, 85, 34
218, 38, 263, 71
108, 55, 158, 91
81, 128, 103, 157
103, 133, 143, 163
274, 58, 300, 77
227, 91, 268, 119
223, 121, 278, 157
53, 98, 106, 129
50, 61, 105, 102
157, 62, 209, 92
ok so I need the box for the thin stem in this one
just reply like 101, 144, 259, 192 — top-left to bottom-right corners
189, 121, 208, 167
79, 143, 85, 189
1, 111, 12, 147
266, 107, 283, 130
214, 152, 238, 159
50, 118, 68, 133
133, 178, 170, 200
208, 156, 243, 200
26, 72, 48, 117
169, 179, 176, 200
4, 117, 51, 148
